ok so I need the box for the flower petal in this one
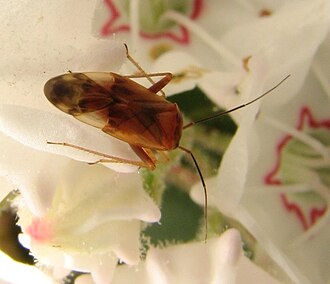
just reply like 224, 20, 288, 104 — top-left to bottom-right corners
112, 229, 243, 284
0, 132, 69, 215
0, 105, 139, 173
0, 250, 53, 284
17, 161, 160, 275
1, 1, 126, 108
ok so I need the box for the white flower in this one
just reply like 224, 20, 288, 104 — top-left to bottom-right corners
73, 229, 281, 284
0, 250, 53, 284
0, 1, 160, 281
0, 0, 143, 173
191, 3, 330, 283
16, 161, 160, 282
1, 0, 330, 283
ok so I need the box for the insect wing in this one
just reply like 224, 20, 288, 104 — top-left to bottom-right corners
101, 73, 183, 150
44, 72, 183, 150
102, 98, 183, 150
44, 72, 116, 129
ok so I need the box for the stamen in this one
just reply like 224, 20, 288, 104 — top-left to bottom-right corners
313, 176, 330, 201
129, 0, 140, 50
263, 116, 330, 162
252, 183, 312, 193
312, 62, 330, 100
293, 155, 330, 168
162, 10, 242, 68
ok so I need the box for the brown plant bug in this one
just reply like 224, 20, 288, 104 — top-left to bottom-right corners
44, 44, 290, 240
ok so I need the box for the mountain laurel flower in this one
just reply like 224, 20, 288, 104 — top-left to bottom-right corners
16, 161, 160, 282
75, 229, 281, 284
1, 0, 330, 283
0, 250, 53, 283
192, 4, 330, 284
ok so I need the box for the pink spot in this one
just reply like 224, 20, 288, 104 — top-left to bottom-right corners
26, 218, 53, 243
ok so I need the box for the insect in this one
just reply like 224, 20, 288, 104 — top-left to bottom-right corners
44, 44, 290, 240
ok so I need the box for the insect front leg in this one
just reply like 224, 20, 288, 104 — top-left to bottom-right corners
129, 145, 157, 170
147, 73, 172, 95
123, 44, 171, 97
124, 72, 172, 97
124, 72, 171, 79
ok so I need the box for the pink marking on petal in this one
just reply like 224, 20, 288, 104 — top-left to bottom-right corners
101, 0, 128, 36
280, 194, 309, 230
191, 0, 203, 19
298, 106, 330, 129
264, 106, 329, 230
101, 0, 204, 44
310, 207, 326, 225
280, 194, 327, 231
26, 218, 53, 243
264, 135, 291, 185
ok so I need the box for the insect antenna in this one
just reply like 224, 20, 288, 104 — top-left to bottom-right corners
183, 74, 290, 130
179, 75, 290, 241
179, 146, 208, 241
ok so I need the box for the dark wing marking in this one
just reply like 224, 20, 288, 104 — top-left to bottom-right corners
44, 72, 114, 114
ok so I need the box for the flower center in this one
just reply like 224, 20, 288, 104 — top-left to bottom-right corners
264, 107, 330, 235
122, 0, 193, 33
280, 129, 330, 187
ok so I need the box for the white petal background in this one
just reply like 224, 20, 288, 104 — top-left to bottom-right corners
1, 0, 330, 283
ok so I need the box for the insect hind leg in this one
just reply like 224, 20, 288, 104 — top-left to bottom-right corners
47, 141, 154, 169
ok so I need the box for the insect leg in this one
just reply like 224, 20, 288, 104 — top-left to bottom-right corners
124, 73, 172, 96
147, 73, 172, 94
179, 145, 208, 241
124, 72, 171, 79
124, 44, 151, 81
130, 147, 169, 165
124, 43, 167, 97
47, 141, 155, 169
130, 145, 169, 166
130, 145, 157, 170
